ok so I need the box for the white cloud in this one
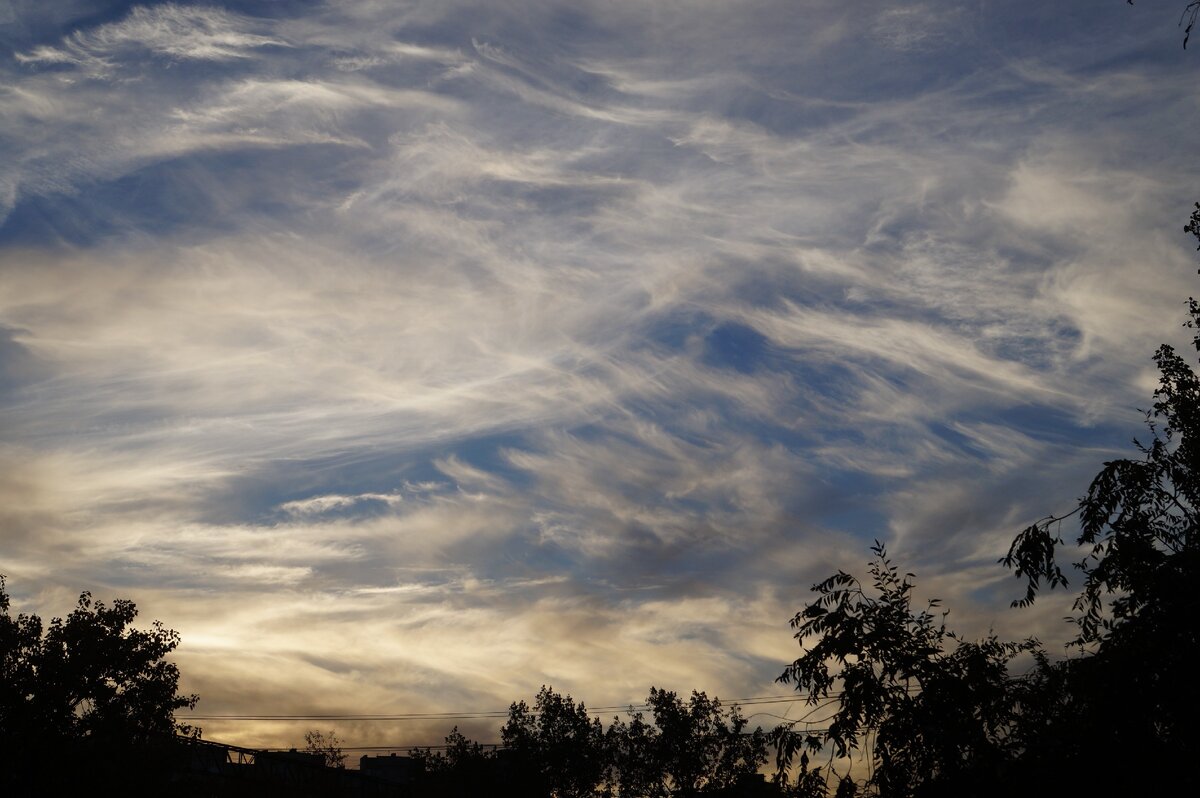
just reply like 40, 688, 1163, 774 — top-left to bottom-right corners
278, 492, 405, 517
16, 4, 286, 73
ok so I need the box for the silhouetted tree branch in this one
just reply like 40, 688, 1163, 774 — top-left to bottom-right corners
304, 728, 347, 768
1128, 1, 1200, 47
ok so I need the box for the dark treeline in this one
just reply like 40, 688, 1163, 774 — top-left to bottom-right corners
393, 686, 772, 797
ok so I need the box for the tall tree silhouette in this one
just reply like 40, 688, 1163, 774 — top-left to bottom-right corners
997, 207, 1200, 795
775, 544, 1034, 798
776, 210, 1200, 796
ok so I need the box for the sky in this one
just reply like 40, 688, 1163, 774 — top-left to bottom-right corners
2, 0, 1199, 753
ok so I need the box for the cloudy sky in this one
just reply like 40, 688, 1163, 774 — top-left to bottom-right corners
2, 0, 1199, 752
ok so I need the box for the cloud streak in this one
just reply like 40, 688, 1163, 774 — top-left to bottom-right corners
16, 4, 287, 73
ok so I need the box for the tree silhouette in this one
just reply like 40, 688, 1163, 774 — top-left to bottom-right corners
410, 726, 501, 797
622, 688, 768, 797
998, 212, 1200, 795
304, 728, 347, 768
407, 687, 773, 797
774, 544, 1034, 798
776, 209, 1200, 796
501, 686, 609, 798
0, 576, 198, 792
607, 706, 661, 797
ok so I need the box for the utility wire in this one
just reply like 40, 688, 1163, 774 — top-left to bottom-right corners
264, 727, 851, 755
187, 686, 912, 764
183, 693, 826, 721
188, 691, 868, 752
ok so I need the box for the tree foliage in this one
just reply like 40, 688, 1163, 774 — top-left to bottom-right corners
408, 685, 771, 797
501, 686, 609, 798
608, 688, 769, 798
0, 577, 197, 746
775, 544, 1035, 798
997, 214, 1200, 793
1003, 309, 1200, 650
410, 726, 500, 797
0, 577, 198, 792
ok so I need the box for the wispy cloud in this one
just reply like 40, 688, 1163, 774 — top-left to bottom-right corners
15, 4, 287, 74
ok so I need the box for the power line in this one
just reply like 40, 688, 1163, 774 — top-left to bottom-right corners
184, 693, 822, 722
267, 728, 850, 755
185, 691, 864, 756
202, 695, 863, 756
200, 685, 924, 763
